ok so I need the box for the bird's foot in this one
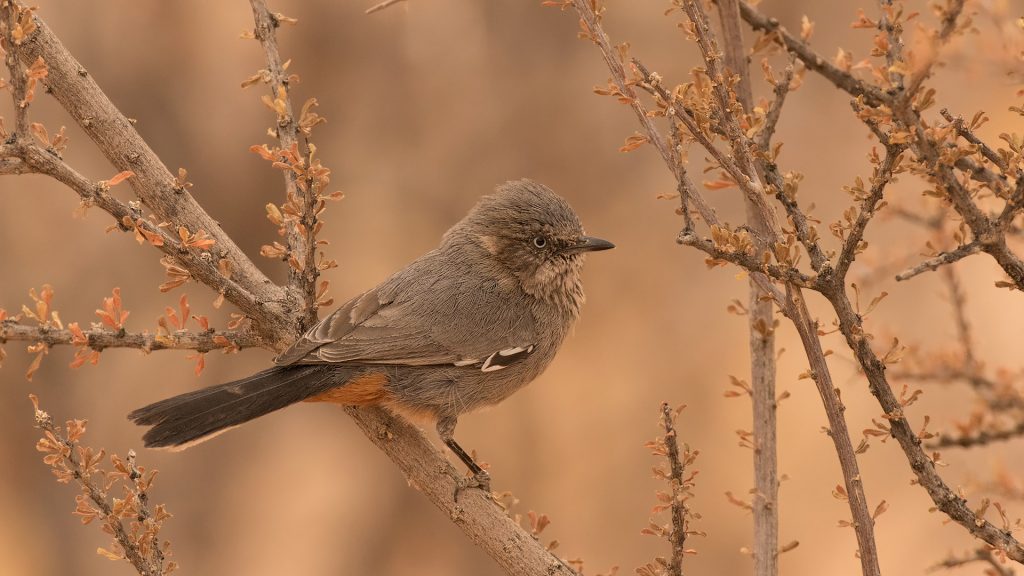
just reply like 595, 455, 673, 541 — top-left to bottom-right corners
454, 469, 491, 502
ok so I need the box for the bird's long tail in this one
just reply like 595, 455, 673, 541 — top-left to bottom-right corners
128, 365, 345, 450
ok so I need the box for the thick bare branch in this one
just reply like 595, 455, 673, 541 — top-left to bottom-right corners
2, 4, 30, 136
9, 11, 294, 344
716, 4, 779, 572
344, 405, 578, 576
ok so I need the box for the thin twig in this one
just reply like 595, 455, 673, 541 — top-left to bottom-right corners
5, 143, 270, 332
31, 397, 170, 576
1, 321, 260, 353
942, 266, 976, 371
248, 0, 319, 329
365, 0, 407, 15
894, 242, 981, 281
676, 232, 813, 291
661, 402, 691, 576
755, 60, 794, 152
929, 421, 1024, 450
727, 0, 888, 106
8, 10, 293, 343
877, 0, 906, 90
930, 547, 1015, 576
825, 285, 1024, 562
836, 145, 905, 281
940, 109, 1010, 174
571, 1, 717, 225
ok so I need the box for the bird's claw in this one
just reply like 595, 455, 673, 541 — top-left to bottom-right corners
454, 470, 492, 502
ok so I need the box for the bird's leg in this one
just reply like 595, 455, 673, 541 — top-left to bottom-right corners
437, 416, 491, 498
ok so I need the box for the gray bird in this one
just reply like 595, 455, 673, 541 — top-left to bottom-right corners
129, 179, 613, 491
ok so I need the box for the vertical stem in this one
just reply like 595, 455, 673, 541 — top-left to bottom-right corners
715, 3, 779, 574
249, 0, 319, 330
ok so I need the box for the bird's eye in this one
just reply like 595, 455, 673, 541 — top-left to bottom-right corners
533, 236, 547, 248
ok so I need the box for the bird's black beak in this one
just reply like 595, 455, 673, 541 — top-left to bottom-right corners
565, 236, 615, 254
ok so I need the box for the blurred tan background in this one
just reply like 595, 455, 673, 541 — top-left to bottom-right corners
1, 1, 1023, 575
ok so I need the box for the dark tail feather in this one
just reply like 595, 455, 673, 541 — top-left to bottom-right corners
128, 365, 343, 449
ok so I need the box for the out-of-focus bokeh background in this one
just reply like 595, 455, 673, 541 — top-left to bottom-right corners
2, 1, 1023, 575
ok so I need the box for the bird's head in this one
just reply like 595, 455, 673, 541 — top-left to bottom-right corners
450, 179, 614, 310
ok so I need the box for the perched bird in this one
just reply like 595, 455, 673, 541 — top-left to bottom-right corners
129, 179, 613, 490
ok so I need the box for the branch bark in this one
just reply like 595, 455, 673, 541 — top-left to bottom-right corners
714, 5, 780, 575
574, 3, 883, 572
0, 4, 584, 575
248, 0, 319, 329
345, 405, 578, 576
1, 321, 260, 353
1, 143, 271, 338
9, 13, 295, 345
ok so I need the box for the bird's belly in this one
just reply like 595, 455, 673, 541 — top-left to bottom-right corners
383, 353, 553, 418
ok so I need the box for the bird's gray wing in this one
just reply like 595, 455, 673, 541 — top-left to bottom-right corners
274, 251, 537, 369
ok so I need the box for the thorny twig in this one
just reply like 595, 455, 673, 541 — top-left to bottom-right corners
1, 321, 259, 353
248, 0, 320, 329
638, 403, 702, 576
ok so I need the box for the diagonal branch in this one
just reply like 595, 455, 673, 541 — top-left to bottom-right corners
6, 9, 294, 344
836, 146, 905, 281
1, 143, 271, 340
895, 242, 981, 282
729, 0, 888, 106
344, 405, 579, 576
825, 286, 1024, 562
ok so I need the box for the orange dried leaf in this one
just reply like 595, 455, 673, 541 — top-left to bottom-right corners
106, 171, 135, 187
25, 349, 46, 381
95, 287, 129, 330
